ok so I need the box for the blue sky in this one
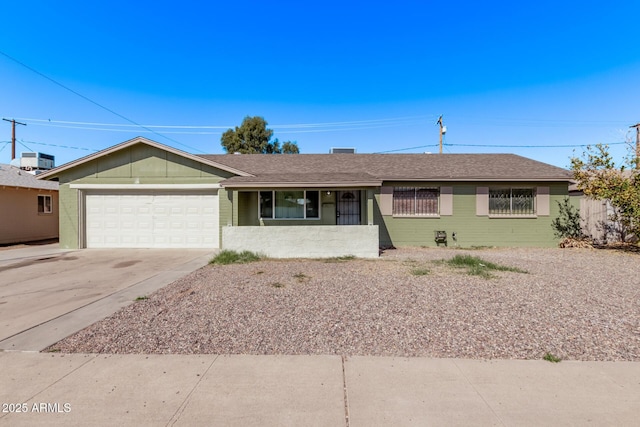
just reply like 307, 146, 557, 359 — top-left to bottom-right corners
1, 0, 639, 168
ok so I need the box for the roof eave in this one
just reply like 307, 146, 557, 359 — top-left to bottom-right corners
378, 177, 572, 182
221, 180, 382, 189
0, 184, 58, 191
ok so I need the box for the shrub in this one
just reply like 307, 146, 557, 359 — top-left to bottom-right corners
551, 197, 583, 239
210, 250, 263, 265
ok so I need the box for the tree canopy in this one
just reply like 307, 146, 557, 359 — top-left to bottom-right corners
220, 116, 299, 154
570, 142, 639, 241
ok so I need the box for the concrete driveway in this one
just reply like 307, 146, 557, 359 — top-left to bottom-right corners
0, 244, 214, 351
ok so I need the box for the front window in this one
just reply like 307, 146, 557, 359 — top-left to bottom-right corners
38, 195, 52, 214
260, 190, 320, 219
393, 187, 439, 216
489, 188, 535, 215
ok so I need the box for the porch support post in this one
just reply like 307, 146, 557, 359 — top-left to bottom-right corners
367, 189, 374, 225
232, 190, 238, 226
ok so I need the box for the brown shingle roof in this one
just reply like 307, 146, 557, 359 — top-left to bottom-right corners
199, 153, 571, 186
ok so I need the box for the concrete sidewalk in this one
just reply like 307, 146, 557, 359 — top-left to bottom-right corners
0, 353, 638, 426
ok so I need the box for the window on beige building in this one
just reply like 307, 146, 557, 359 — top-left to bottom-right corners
38, 195, 52, 214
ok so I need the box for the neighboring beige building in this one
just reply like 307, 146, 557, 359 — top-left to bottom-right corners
0, 163, 59, 245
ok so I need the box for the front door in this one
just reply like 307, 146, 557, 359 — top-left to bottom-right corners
336, 191, 361, 225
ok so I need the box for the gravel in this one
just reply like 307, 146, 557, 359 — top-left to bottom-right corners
48, 247, 640, 361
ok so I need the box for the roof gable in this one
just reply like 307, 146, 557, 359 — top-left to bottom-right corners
37, 137, 253, 180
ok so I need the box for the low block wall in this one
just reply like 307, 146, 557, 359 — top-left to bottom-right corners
222, 225, 379, 258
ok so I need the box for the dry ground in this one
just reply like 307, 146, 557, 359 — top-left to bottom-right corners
48, 247, 640, 361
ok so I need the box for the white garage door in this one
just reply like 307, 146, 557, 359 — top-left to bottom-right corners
85, 191, 219, 248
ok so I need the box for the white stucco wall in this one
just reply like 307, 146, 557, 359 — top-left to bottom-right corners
222, 225, 379, 258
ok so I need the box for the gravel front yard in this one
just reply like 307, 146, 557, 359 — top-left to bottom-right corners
48, 247, 640, 361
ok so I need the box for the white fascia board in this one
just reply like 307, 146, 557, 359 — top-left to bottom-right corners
70, 183, 221, 190
222, 181, 382, 189
380, 177, 571, 182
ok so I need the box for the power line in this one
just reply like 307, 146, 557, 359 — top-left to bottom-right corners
273, 116, 429, 129
19, 139, 99, 152
0, 138, 81, 155
13, 114, 633, 138
278, 123, 421, 134
444, 141, 629, 148
16, 139, 35, 152
14, 120, 422, 136
17, 115, 631, 130
442, 116, 630, 127
15, 116, 428, 135
15, 115, 429, 130
17, 118, 229, 130
374, 140, 629, 154
0, 50, 202, 153
375, 144, 439, 154
18, 123, 222, 135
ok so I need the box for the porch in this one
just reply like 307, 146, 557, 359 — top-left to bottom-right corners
222, 186, 380, 258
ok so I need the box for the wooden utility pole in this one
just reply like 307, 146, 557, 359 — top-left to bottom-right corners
437, 115, 445, 154
631, 123, 640, 168
2, 118, 27, 160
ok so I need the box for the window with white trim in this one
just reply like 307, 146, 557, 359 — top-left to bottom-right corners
489, 188, 535, 215
259, 190, 320, 219
38, 195, 52, 214
392, 187, 439, 216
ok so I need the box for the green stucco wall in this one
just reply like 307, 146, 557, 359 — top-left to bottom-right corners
375, 182, 569, 248
54, 144, 234, 248
57, 183, 79, 249
234, 184, 568, 248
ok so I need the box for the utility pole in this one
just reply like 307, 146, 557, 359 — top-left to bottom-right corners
631, 123, 640, 169
436, 115, 446, 154
2, 118, 27, 160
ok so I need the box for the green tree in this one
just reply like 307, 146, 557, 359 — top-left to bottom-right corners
220, 116, 299, 154
570, 143, 640, 241
281, 140, 299, 154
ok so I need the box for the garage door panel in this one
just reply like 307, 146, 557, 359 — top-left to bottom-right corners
186, 207, 199, 215
85, 191, 219, 248
137, 236, 153, 245
137, 206, 151, 215
104, 235, 119, 245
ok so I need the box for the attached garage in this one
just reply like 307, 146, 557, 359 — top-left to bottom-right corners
36, 137, 251, 250
71, 184, 223, 249
84, 191, 219, 248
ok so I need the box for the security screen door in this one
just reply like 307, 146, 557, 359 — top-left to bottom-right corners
336, 191, 361, 225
